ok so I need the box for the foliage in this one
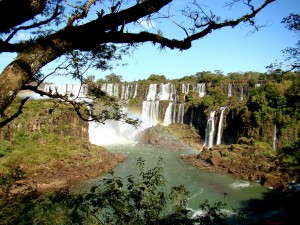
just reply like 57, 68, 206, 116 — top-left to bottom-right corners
268, 13, 300, 72
196, 71, 225, 85
105, 73, 123, 83
277, 138, 300, 173
147, 74, 167, 83
0, 158, 229, 225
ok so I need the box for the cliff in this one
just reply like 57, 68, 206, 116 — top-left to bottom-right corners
0, 98, 125, 192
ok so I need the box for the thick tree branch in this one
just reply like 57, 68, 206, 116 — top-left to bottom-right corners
0, 0, 276, 122
0, 0, 47, 33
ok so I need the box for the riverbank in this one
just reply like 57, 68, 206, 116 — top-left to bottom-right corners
181, 143, 298, 191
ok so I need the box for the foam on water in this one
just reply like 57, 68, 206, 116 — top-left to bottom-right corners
229, 180, 251, 189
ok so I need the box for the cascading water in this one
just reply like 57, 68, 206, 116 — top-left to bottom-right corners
228, 83, 232, 97
240, 86, 244, 101
216, 107, 226, 145
172, 103, 177, 124
133, 84, 138, 99
142, 101, 160, 128
121, 84, 129, 100
177, 103, 185, 124
146, 84, 157, 101
163, 102, 173, 126
197, 83, 206, 98
273, 122, 277, 151
157, 83, 176, 101
182, 83, 190, 95
101, 83, 119, 97
204, 111, 216, 148
43, 84, 88, 99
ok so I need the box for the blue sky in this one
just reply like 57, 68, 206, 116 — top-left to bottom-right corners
0, 0, 299, 83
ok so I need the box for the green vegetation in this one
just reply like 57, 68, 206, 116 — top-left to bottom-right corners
0, 98, 106, 176
147, 74, 167, 83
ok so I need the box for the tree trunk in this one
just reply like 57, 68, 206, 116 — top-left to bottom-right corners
0, 39, 71, 116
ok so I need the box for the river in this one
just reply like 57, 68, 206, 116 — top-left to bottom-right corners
73, 142, 271, 212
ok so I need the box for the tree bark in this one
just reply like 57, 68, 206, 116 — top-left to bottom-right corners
0, 0, 47, 32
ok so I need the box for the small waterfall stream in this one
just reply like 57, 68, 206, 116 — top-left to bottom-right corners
216, 107, 226, 145
163, 102, 173, 126
273, 122, 277, 151
204, 110, 216, 148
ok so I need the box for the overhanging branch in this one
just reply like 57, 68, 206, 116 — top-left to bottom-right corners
0, 97, 30, 127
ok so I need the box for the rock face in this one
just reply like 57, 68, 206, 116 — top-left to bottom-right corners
28, 146, 126, 192
0, 99, 126, 193
181, 142, 297, 190
136, 124, 203, 151
0, 99, 89, 141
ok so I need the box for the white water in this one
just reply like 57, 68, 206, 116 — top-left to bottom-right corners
163, 102, 173, 126
204, 111, 216, 148
197, 83, 206, 98
228, 83, 232, 97
182, 83, 190, 94
141, 101, 160, 128
216, 107, 226, 145
240, 86, 244, 101
133, 84, 138, 99
177, 103, 185, 124
43, 84, 88, 99
273, 123, 277, 151
157, 83, 176, 101
146, 84, 157, 101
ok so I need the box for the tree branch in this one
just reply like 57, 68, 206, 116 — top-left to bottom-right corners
0, 97, 30, 127
66, 0, 97, 26
5, 3, 61, 43
185, 0, 275, 42
0, 0, 47, 33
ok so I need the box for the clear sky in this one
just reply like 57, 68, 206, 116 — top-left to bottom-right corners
0, 0, 299, 83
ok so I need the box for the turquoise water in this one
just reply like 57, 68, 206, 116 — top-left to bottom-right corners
73, 144, 271, 211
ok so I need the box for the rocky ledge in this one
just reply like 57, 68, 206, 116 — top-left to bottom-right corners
181, 143, 297, 191
136, 124, 203, 151
3, 146, 126, 195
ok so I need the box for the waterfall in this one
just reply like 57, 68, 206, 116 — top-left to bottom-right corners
240, 86, 244, 101
44, 84, 88, 99
273, 123, 277, 151
133, 84, 138, 99
163, 102, 173, 126
204, 111, 216, 149
182, 83, 190, 94
177, 104, 185, 124
146, 84, 157, 101
172, 103, 177, 124
197, 83, 206, 98
216, 107, 226, 145
101, 83, 119, 97
228, 83, 232, 97
141, 101, 160, 128
157, 83, 175, 101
